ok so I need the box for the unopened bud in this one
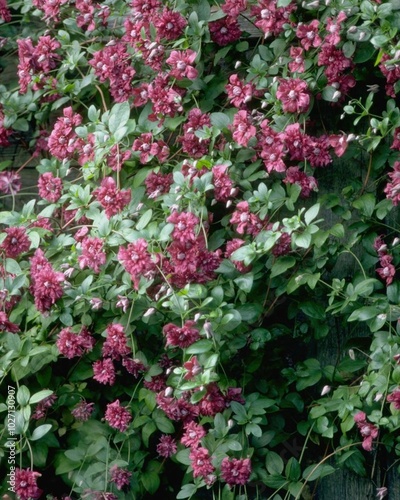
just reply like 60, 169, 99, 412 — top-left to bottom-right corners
194, 313, 201, 322
392, 237, 400, 246
374, 393, 383, 402
211, 199, 217, 206
226, 200, 232, 208
203, 321, 213, 339
90, 298, 103, 310
348, 349, 355, 360
332, 90, 341, 101
348, 26, 357, 33
164, 387, 173, 397
321, 385, 331, 396
143, 307, 155, 317
235, 61, 242, 69
244, 95, 252, 104
228, 419, 234, 428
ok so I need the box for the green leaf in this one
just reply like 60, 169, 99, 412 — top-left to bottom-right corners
304, 204, 320, 225
30, 424, 52, 441
186, 339, 213, 354
141, 471, 160, 494
352, 194, 375, 217
17, 385, 30, 406
270, 256, 296, 278
211, 112, 231, 129
285, 457, 301, 481
234, 273, 254, 293
348, 306, 381, 322
177, 484, 197, 499
29, 390, 53, 405
136, 209, 153, 231
302, 463, 336, 481
266, 451, 284, 475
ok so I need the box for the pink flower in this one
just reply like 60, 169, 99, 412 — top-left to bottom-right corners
102, 323, 131, 360
71, 401, 95, 421
93, 358, 116, 385
167, 211, 199, 243
354, 411, 379, 451
183, 356, 202, 380
15, 468, 42, 500
221, 0, 247, 18
296, 20, 322, 50
283, 166, 318, 198
276, 78, 310, 114
122, 357, 146, 377
209, 17, 242, 46
105, 400, 132, 432
57, 327, 94, 359
198, 383, 226, 416
231, 110, 257, 147
0, 311, 20, 333
78, 237, 106, 273
181, 421, 206, 448
225, 239, 251, 274
166, 50, 198, 80
118, 238, 155, 290
1, 227, 30, 258
0, 171, 21, 194
221, 457, 252, 486
384, 161, 400, 206
109, 465, 132, 490
154, 8, 187, 40
230, 201, 264, 236
289, 47, 305, 73
145, 172, 173, 198
189, 447, 215, 478
226, 74, 255, 107
213, 165, 235, 202
38, 172, 63, 202
93, 177, 131, 218
376, 254, 396, 285
387, 389, 400, 409
30, 252, 65, 313
324, 11, 347, 46
32, 393, 57, 420
163, 321, 200, 348
0, 0, 11, 21
156, 434, 177, 457
48, 107, 82, 161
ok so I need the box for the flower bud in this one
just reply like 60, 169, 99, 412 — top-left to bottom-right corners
321, 385, 331, 396
164, 387, 173, 397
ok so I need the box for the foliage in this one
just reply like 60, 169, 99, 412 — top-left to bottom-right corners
0, 0, 400, 498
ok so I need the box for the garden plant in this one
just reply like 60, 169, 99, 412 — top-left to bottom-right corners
0, 0, 400, 498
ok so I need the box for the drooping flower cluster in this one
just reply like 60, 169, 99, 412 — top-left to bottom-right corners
354, 411, 379, 451
0, 226, 30, 258
102, 323, 131, 360
384, 161, 400, 206
56, 326, 95, 359
78, 237, 107, 273
71, 400, 95, 421
374, 235, 396, 286
32, 393, 57, 420
109, 465, 132, 491
118, 238, 155, 290
29, 249, 65, 313
156, 434, 177, 457
93, 177, 131, 219
15, 469, 42, 500
17, 36, 60, 93
48, 107, 82, 161
38, 172, 63, 202
105, 400, 132, 432
162, 320, 200, 349
220, 457, 252, 487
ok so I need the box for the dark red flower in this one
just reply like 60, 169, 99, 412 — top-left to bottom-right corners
105, 400, 132, 432
1, 227, 31, 258
163, 321, 200, 349
15, 468, 42, 500
109, 465, 132, 491
220, 457, 252, 486
354, 411, 379, 451
156, 434, 177, 457
0, 311, 20, 333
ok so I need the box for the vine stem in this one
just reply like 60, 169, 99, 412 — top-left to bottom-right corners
294, 441, 364, 500
360, 153, 373, 195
